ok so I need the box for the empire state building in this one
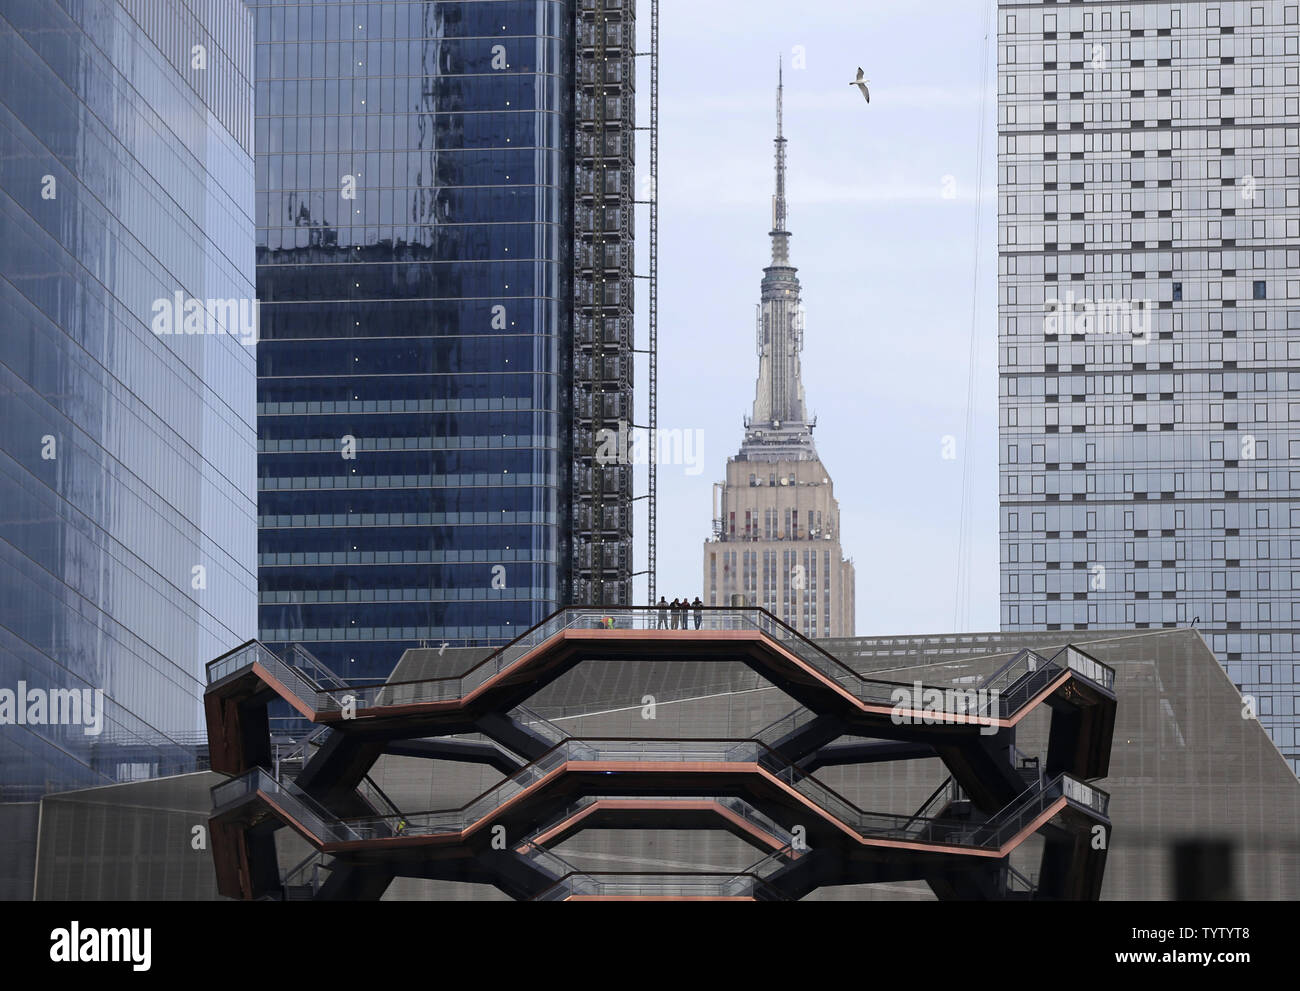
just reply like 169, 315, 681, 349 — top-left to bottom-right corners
703, 67, 855, 638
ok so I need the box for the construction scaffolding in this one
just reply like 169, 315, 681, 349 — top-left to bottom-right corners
571, 0, 645, 606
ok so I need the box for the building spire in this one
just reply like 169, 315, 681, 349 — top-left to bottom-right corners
742, 59, 814, 461
770, 56, 790, 265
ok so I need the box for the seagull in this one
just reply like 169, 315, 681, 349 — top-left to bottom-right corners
850, 67, 870, 103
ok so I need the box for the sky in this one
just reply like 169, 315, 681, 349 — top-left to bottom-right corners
630, 0, 1003, 636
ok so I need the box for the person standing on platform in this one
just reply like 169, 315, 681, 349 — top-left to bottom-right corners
692, 596, 703, 630
657, 596, 669, 629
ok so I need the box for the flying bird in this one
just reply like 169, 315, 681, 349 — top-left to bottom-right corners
850, 67, 870, 103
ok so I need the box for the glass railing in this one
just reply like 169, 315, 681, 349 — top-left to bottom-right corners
516, 839, 579, 881
512, 703, 569, 745
211, 769, 376, 844
979, 649, 1047, 693
714, 796, 798, 850
287, 643, 349, 691
966, 773, 1110, 849
205, 640, 341, 714
1061, 774, 1111, 816
208, 641, 281, 685
356, 775, 402, 819
977, 644, 1115, 705
977, 649, 1057, 718
1059, 645, 1115, 691
210, 768, 259, 809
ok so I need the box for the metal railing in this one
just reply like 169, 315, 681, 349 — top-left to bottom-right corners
1062, 773, 1111, 816
281, 850, 329, 895
518, 792, 797, 855
206, 641, 342, 714
516, 839, 580, 881
906, 776, 964, 828
753, 704, 825, 749
714, 796, 799, 850
213, 736, 1110, 856
286, 643, 349, 691
1059, 645, 1115, 691
974, 643, 1116, 719
1005, 863, 1038, 896
356, 774, 402, 819
967, 772, 1110, 849
211, 768, 375, 844
206, 610, 1115, 729
273, 724, 331, 775
512, 703, 569, 746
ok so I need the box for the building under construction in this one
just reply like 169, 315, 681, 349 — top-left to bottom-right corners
571, 0, 641, 608
255, 0, 655, 680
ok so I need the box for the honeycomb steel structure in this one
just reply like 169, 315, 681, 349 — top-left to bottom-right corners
203, 607, 1116, 900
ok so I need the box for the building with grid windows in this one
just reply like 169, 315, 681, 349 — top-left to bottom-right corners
997, 1, 1300, 773
0, 0, 258, 893
253, 1, 637, 680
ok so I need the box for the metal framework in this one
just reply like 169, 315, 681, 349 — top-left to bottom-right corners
572, 0, 637, 607
645, 0, 658, 603
205, 607, 1117, 901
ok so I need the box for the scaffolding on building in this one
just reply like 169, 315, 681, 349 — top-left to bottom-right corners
572, 0, 654, 606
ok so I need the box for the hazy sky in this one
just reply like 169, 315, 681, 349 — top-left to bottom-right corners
632, 0, 1002, 635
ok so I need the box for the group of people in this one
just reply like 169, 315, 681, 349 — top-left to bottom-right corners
656, 595, 704, 630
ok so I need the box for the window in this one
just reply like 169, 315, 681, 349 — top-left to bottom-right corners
1172, 282, 1182, 301
1254, 281, 1267, 299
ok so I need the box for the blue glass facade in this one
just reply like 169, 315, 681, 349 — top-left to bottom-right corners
255, 1, 580, 677
0, 0, 258, 798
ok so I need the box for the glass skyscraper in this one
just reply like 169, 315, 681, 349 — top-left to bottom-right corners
254, 0, 636, 679
0, 0, 258, 799
998, 1, 1300, 773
